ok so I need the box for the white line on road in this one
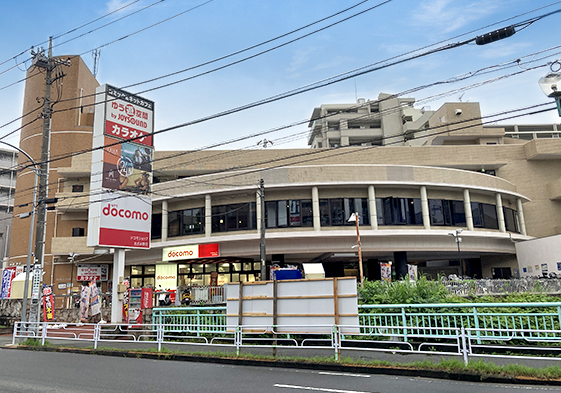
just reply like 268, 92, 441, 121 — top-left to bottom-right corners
274, 384, 376, 393
318, 372, 370, 378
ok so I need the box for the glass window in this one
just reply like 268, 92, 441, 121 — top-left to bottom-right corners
178, 264, 190, 274
482, 203, 499, 230
243, 262, 253, 271
237, 204, 250, 229
266, 201, 277, 228
319, 199, 330, 226
376, 198, 384, 226
407, 198, 423, 225
151, 213, 162, 239
442, 200, 453, 226
232, 263, 242, 272
131, 266, 143, 275
451, 201, 466, 227
192, 264, 204, 274
330, 199, 344, 225
253, 262, 261, 270
301, 200, 313, 227
218, 263, 230, 273
168, 211, 181, 237
429, 199, 444, 225
277, 201, 288, 227
504, 207, 518, 233
289, 200, 301, 227
471, 202, 483, 227
131, 277, 142, 287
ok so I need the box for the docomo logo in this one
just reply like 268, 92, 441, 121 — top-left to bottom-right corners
156, 275, 176, 280
102, 204, 149, 221
167, 249, 194, 259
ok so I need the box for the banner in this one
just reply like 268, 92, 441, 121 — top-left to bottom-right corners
76, 264, 109, 282
0, 267, 16, 299
162, 243, 220, 262
380, 263, 392, 282
42, 286, 55, 322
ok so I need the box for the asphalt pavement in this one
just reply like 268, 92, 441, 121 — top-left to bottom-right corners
0, 347, 560, 393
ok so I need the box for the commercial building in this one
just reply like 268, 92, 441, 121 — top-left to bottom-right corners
7, 57, 561, 307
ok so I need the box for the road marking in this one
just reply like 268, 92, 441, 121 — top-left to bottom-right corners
274, 384, 375, 393
318, 372, 370, 378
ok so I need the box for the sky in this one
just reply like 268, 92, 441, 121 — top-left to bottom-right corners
1, 0, 561, 152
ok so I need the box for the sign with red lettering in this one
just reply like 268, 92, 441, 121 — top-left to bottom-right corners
162, 243, 220, 262
88, 84, 154, 249
104, 85, 154, 147
97, 193, 151, 249
42, 286, 55, 322
76, 264, 109, 282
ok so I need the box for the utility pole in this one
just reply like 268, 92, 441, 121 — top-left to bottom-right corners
259, 179, 266, 281
28, 37, 70, 324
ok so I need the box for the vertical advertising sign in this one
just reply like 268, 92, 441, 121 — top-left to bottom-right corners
0, 267, 16, 299
88, 85, 154, 249
42, 286, 55, 322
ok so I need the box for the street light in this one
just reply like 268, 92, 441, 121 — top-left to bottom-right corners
538, 62, 561, 116
449, 228, 464, 277
348, 212, 364, 287
0, 142, 39, 328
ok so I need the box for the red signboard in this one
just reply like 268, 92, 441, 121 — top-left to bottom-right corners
42, 286, 55, 322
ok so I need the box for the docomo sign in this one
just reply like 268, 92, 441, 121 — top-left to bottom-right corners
102, 204, 149, 221
163, 243, 220, 262
97, 193, 151, 249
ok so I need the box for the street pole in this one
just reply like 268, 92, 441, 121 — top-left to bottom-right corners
28, 37, 70, 324
259, 179, 266, 281
457, 238, 463, 277
354, 212, 364, 287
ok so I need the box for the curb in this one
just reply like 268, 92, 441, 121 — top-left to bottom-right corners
6, 344, 561, 386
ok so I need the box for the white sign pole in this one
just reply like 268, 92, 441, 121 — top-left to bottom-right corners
111, 249, 126, 323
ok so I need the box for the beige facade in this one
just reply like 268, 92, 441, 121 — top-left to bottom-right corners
7, 58, 561, 305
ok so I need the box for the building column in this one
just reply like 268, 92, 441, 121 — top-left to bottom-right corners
161, 200, 168, 241
368, 185, 378, 230
496, 193, 506, 233
420, 186, 430, 230
256, 190, 262, 234
205, 194, 212, 237
463, 189, 474, 231
111, 249, 125, 323
516, 198, 527, 236
312, 186, 320, 231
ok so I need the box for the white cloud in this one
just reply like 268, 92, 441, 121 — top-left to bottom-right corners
413, 0, 500, 34
105, 0, 131, 14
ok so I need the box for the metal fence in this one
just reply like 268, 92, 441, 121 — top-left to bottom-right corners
13, 320, 561, 365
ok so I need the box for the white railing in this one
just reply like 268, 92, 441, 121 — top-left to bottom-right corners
13, 321, 561, 365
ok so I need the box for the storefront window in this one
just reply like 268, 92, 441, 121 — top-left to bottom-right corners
482, 203, 499, 230
504, 207, 519, 233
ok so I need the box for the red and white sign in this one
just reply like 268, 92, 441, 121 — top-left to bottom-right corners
104, 86, 154, 147
76, 264, 109, 282
88, 84, 154, 250
162, 243, 220, 262
98, 193, 151, 249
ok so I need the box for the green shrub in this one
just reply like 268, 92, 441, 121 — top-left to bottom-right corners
358, 276, 450, 305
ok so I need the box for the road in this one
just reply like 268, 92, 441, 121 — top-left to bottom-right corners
0, 348, 559, 393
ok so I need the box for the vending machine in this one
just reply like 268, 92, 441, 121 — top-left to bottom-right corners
127, 287, 153, 326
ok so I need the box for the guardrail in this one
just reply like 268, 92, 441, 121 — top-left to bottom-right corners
152, 306, 227, 335
359, 302, 561, 343
151, 302, 561, 343
13, 321, 561, 364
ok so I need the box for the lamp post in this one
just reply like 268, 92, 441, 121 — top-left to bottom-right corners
348, 212, 364, 287
0, 142, 39, 327
538, 62, 561, 116
449, 229, 463, 277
